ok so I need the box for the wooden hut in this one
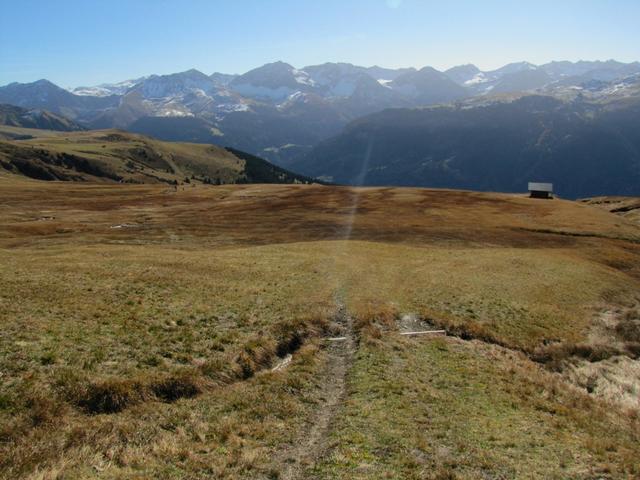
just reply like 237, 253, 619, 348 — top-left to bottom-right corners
528, 182, 553, 199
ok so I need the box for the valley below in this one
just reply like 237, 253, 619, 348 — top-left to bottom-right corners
1, 174, 639, 479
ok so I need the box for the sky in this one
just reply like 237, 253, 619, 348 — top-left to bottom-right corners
1, 0, 639, 88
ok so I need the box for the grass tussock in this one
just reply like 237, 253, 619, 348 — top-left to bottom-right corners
26, 392, 69, 427
233, 336, 278, 380
273, 314, 330, 357
0, 393, 63, 446
150, 371, 205, 402
616, 308, 640, 342
419, 308, 510, 348
353, 302, 398, 343
75, 378, 151, 414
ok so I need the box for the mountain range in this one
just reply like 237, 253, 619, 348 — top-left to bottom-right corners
1, 60, 640, 196
2, 60, 639, 165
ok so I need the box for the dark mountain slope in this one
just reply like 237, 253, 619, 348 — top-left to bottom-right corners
224, 148, 316, 184
297, 96, 640, 198
0, 104, 84, 131
390, 67, 470, 104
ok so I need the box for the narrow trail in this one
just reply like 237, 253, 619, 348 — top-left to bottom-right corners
279, 303, 356, 480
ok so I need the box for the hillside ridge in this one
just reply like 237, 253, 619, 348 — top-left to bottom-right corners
0, 127, 314, 185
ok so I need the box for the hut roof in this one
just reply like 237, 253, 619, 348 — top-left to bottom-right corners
528, 182, 553, 192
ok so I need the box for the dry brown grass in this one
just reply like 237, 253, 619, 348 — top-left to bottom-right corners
581, 196, 640, 226
1, 176, 640, 478
616, 308, 640, 342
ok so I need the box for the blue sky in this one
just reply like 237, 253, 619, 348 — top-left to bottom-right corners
1, 0, 639, 88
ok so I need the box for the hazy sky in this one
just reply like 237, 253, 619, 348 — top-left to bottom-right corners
1, 0, 639, 87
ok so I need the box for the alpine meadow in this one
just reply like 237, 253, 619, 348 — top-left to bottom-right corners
1, 1, 640, 479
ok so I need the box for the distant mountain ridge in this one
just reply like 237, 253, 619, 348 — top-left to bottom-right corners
0, 79, 118, 118
389, 66, 468, 104
296, 94, 640, 198
1, 59, 639, 168
443, 60, 640, 95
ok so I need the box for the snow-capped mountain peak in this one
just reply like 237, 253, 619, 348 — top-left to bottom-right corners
70, 78, 144, 97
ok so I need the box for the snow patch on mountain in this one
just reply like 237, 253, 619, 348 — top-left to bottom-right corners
216, 103, 250, 113
156, 108, 194, 117
71, 79, 142, 97
292, 69, 315, 86
464, 73, 488, 85
140, 76, 214, 99
71, 86, 113, 97
277, 91, 316, 110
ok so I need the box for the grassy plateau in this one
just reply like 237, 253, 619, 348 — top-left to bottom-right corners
1, 171, 640, 479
